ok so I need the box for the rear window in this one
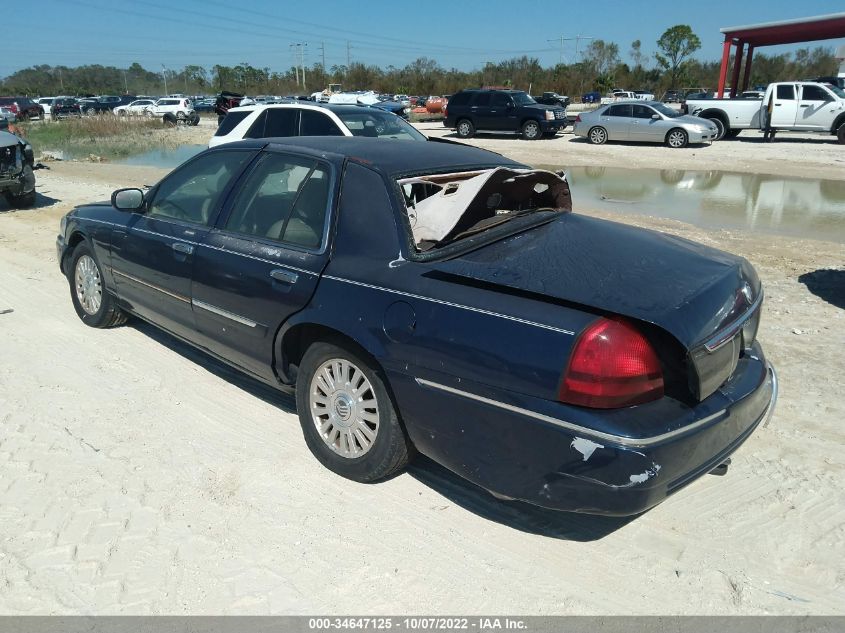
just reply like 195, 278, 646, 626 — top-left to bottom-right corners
264, 109, 298, 136
215, 111, 251, 136
447, 92, 472, 107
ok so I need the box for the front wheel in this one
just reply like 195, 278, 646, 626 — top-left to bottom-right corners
837, 124, 845, 145
296, 342, 411, 483
666, 128, 689, 148
67, 242, 127, 328
521, 120, 542, 140
455, 118, 475, 139
588, 126, 608, 145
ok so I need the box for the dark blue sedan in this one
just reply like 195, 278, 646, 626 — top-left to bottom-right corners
56, 138, 777, 515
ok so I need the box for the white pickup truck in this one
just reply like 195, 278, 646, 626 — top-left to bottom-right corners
684, 81, 845, 143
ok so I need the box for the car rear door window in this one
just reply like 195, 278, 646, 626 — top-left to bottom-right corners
605, 104, 632, 117
148, 150, 254, 225
224, 153, 330, 249
244, 111, 268, 138
264, 108, 298, 137
776, 85, 795, 100
215, 111, 251, 136
300, 110, 343, 136
473, 93, 492, 107
448, 92, 471, 106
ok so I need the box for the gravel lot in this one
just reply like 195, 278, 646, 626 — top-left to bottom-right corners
0, 126, 843, 614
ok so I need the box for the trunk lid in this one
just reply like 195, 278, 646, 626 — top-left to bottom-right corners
430, 214, 761, 399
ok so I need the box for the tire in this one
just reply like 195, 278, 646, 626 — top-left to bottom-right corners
588, 126, 608, 145
665, 128, 689, 148
455, 118, 475, 139
118, 110, 126, 117
837, 125, 845, 145
521, 119, 542, 140
86, 107, 96, 116
162, 113, 177, 127
189, 113, 200, 126
706, 117, 726, 141
724, 128, 742, 139
67, 242, 127, 328
4, 165, 36, 209
296, 342, 411, 483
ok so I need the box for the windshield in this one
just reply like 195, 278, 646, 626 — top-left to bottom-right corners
336, 109, 425, 140
512, 92, 536, 106
651, 103, 682, 118
827, 84, 845, 99
398, 167, 572, 251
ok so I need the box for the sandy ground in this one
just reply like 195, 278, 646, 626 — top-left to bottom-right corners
0, 127, 844, 615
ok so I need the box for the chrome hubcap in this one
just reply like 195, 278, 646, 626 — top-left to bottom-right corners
310, 358, 379, 459
75, 255, 102, 315
458, 122, 470, 135
669, 131, 685, 147
591, 128, 605, 143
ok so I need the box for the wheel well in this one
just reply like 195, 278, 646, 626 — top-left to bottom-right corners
279, 323, 380, 385
62, 231, 87, 273
665, 127, 686, 140
699, 109, 729, 125
520, 117, 541, 127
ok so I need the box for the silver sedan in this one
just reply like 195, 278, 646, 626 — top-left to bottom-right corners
573, 100, 718, 148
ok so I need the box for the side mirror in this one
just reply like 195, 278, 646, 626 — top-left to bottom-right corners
112, 188, 145, 211
651, 114, 660, 120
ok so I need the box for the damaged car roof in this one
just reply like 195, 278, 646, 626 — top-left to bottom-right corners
226, 137, 526, 176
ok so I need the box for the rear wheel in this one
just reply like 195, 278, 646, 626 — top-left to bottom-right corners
296, 342, 411, 483
837, 124, 845, 145
666, 128, 688, 148
456, 118, 475, 138
67, 242, 127, 328
521, 119, 542, 140
588, 126, 608, 145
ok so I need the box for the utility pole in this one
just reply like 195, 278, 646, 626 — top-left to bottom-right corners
301, 43, 307, 91
320, 41, 326, 72
122, 70, 128, 94
574, 35, 593, 61
547, 36, 566, 65
161, 64, 168, 96
346, 41, 352, 67
290, 44, 300, 86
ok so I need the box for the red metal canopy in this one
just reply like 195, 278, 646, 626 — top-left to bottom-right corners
717, 12, 845, 97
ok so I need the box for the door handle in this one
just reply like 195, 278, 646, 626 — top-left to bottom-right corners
172, 242, 194, 255
270, 269, 298, 284
799, 104, 810, 108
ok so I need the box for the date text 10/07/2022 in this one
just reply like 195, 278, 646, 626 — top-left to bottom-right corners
308, 618, 528, 630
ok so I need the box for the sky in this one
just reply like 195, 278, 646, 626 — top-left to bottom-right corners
4, 0, 843, 79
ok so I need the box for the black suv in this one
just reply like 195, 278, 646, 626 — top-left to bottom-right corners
443, 89, 567, 140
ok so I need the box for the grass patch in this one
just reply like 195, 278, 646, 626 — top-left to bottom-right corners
18, 117, 183, 161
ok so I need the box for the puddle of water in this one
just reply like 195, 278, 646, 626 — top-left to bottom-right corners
552, 166, 845, 243
115, 144, 205, 168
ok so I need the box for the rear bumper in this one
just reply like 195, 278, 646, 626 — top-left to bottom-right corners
391, 348, 776, 515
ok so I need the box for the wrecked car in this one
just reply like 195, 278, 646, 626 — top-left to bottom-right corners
55, 138, 777, 515
0, 126, 36, 208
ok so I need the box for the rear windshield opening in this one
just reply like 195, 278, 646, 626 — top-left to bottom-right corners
397, 168, 572, 252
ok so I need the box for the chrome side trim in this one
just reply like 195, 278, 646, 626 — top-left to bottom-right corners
763, 363, 778, 428
111, 269, 190, 304
201, 242, 316, 276
192, 299, 260, 328
703, 290, 764, 352
323, 276, 575, 336
414, 378, 729, 448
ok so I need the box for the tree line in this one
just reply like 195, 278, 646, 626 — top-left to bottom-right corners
1, 25, 837, 99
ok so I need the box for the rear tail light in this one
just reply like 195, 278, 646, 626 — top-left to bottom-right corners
575, 114, 581, 123
558, 318, 664, 409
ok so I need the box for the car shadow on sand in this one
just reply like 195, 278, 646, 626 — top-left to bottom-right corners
0, 191, 61, 213
131, 319, 636, 541
799, 268, 845, 309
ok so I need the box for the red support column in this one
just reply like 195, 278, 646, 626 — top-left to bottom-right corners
717, 39, 732, 98
741, 45, 755, 92
729, 42, 744, 98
